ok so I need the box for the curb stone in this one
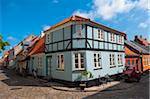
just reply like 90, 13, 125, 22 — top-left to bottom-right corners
51, 81, 120, 92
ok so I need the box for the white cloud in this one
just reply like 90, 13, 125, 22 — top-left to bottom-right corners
42, 25, 51, 31
139, 22, 148, 28
7, 36, 17, 42
138, 18, 150, 29
73, 10, 95, 20
52, 0, 59, 3
73, 0, 149, 20
137, 0, 149, 10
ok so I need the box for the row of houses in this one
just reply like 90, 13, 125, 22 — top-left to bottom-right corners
0, 15, 149, 84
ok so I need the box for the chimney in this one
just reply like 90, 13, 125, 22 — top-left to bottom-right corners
140, 35, 142, 38
135, 35, 138, 40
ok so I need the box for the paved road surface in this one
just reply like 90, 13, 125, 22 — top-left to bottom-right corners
0, 68, 149, 99
84, 72, 149, 99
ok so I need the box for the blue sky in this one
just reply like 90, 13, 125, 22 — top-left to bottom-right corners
0, 0, 149, 57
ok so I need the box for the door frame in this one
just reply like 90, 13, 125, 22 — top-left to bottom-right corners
46, 56, 52, 77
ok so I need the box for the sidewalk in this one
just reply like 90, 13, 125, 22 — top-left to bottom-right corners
48, 81, 120, 92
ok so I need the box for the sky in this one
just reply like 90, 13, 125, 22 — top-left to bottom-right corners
0, 0, 149, 57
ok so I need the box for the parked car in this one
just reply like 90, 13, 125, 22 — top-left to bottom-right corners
122, 66, 141, 82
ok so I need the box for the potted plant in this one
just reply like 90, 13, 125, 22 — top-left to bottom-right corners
79, 70, 93, 91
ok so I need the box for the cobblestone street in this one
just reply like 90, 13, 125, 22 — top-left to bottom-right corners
0, 68, 149, 99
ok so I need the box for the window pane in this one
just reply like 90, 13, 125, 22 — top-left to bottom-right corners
75, 64, 78, 68
75, 54, 78, 57
98, 63, 100, 67
81, 64, 84, 68
75, 59, 78, 63
80, 53, 84, 58
81, 59, 84, 63
94, 63, 97, 67
128, 60, 130, 65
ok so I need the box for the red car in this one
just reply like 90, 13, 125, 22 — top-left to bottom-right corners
123, 66, 141, 82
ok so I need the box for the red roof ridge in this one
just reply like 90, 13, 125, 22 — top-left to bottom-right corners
43, 15, 125, 36
43, 15, 90, 33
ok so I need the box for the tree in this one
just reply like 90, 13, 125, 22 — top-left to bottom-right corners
0, 35, 10, 53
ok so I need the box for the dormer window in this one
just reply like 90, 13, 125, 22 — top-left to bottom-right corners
98, 29, 104, 40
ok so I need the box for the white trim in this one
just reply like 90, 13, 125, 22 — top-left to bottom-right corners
110, 53, 115, 67
98, 29, 104, 40
94, 53, 102, 69
118, 54, 123, 65
57, 54, 64, 70
74, 53, 85, 70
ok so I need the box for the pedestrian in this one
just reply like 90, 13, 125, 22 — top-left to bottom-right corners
32, 68, 37, 79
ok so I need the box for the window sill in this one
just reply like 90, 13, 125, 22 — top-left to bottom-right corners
56, 69, 64, 71
118, 65, 123, 67
110, 66, 116, 68
94, 67, 102, 70
98, 38, 104, 41
72, 69, 85, 72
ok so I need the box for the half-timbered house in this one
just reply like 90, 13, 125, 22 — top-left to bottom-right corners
44, 15, 126, 83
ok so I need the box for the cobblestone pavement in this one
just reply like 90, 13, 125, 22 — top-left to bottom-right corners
84, 72, 149, 99
0, 68, 149, 99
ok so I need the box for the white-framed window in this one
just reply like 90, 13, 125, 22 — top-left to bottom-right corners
74, 53, 85, 70
57, 54, 64, 70
38, 57, 42, 68
110, 33, 115, 42
110, 54, 115, 68
98, 29, 104, 40
118, 54, 123, 65
94, 53, 102, 69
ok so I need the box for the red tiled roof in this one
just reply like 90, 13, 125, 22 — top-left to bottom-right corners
137, 38, 150, 46
44, 15, 126, 36
44, 15, 89, 33
31, 36, 38, 42
125, 46, 138, 56
28, 37, 45, 56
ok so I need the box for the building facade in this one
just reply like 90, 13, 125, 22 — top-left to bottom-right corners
125, 42, 142, 72
125, 40, 150, 72
44, 16, 126, 82
28, 37, 46, 77
15, 34, 38, 73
